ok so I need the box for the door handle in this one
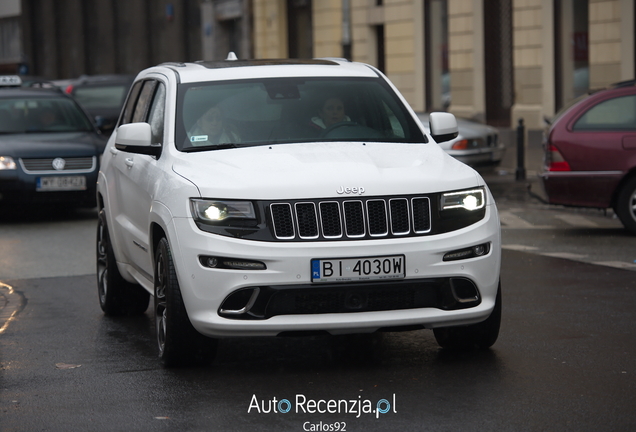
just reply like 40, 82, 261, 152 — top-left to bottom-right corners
109, 147, 118, 156
125, 158, 134, 168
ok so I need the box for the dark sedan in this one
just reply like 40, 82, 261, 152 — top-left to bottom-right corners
540, 80, 636, 234
64, 74, 134, 135
0, 77, 106, 208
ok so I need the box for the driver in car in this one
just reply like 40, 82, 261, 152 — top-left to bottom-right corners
310, 96, 350, 130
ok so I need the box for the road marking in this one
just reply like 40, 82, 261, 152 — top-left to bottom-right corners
499, 210, 554, 229
502, 244, 539, 251
0, 282, 26, 335
554, 214, 599, 228
542, 252, 588, 260
593, 261, 636, 270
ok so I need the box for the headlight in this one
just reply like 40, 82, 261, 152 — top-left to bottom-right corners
190, 199, 256, 224
0, 156, 16, 170
441, 188, 485, 211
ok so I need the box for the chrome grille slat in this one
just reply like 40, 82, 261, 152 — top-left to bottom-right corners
319, 202, 342, 238
295, 202, 319, 239
270, 196, 432, 240
20, 156, 96, 173
343, 201, 365, 237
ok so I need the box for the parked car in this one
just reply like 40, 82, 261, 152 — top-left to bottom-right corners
0, 76, 107, 208
96, 57, 502, 366
540, 80, 636, 234
417, 113, 505, 166
64, 74, 134, 134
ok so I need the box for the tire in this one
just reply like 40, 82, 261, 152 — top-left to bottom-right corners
154, 237, 217, 367
96, 209, 150, 316
616, 176, 636, 235
433, 283, 502, 350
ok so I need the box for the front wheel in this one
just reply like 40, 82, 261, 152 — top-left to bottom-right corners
433, 284, 502, 350
616, 176, 636, 235
96, 209, 149, 316
154, 237, 217, 367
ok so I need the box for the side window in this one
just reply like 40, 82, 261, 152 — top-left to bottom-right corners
147, 83, 166, 144
121, 81, 143, 125
132, 80, 158, 123
573, 95, 636, 131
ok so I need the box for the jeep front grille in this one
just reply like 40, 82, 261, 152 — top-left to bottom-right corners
270, 196, 431, 241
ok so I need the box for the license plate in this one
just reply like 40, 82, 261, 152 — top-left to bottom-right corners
311, 255, 405, 283
36, 176, 87, 191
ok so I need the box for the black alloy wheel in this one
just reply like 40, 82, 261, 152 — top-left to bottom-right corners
154, 237, 217, 367
96, 209, 149, 315
616, 176, 636, 235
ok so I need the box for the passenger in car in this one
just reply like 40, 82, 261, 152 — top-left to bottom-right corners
188, 105, 240, 146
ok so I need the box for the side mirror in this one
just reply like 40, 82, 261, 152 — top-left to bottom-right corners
429, 112, 459, 143
114, 122, 161, 156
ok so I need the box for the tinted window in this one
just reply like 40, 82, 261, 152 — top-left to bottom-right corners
573, 95, 636, 131
0, 97, 93, 133
121, 80, 143, 125
147, 83, 166, 144
132, 81, 158, 123
176, 77, 426, 151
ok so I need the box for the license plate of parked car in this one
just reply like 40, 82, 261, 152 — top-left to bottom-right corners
311, 255, 405, 283
37, 176, 86, 191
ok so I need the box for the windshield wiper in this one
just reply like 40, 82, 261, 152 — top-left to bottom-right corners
182, 143, 239, 152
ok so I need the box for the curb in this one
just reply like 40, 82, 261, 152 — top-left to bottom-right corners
0, 282, 26, 335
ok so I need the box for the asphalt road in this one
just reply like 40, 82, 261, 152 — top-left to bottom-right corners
1, 140, 636, 430
1, 249, 635, 431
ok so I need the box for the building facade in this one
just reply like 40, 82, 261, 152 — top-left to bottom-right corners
246, 0, 635, 128
7, 0, 635, 130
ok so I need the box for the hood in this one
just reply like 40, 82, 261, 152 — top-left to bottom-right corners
0, 132, 106, 158
172, 142, 482, 200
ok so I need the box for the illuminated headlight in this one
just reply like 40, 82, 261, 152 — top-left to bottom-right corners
441, 188, 485, 211
190, 199, 256, 224
0, 156, 16, 170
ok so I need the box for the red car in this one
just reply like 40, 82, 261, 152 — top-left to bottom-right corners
541, 81, 636, 234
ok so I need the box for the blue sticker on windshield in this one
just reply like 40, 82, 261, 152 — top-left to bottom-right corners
190, 135, 208, 142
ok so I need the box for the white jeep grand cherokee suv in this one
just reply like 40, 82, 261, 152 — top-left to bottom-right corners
96, 57, 501, 366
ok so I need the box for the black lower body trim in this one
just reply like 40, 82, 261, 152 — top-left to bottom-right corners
219, 277, 481, 320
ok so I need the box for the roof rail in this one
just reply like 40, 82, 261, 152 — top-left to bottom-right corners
314, 57, 350, 62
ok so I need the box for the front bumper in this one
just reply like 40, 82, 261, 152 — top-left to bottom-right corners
170, 204, 501, 337
0, 167, 98, 207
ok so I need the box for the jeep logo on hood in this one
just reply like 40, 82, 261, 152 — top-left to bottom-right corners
336, 186, 365, 195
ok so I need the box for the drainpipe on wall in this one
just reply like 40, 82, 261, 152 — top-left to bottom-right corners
342, 0, 352, 60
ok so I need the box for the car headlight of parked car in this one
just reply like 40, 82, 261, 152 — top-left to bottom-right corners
0, 156, 16, 170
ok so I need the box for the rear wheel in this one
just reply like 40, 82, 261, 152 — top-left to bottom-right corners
96, 209, 149, 315
434, 284, 502, 350
154, 237, 217, 367
616, 176, 636, 235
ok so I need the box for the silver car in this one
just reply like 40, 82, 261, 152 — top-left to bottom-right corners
417, 113, 505, 166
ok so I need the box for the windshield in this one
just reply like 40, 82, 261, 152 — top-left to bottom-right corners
0, 97, 94, 133
176, 77, 426, 151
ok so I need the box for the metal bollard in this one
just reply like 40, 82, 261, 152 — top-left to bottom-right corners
515, 118, 526, 181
